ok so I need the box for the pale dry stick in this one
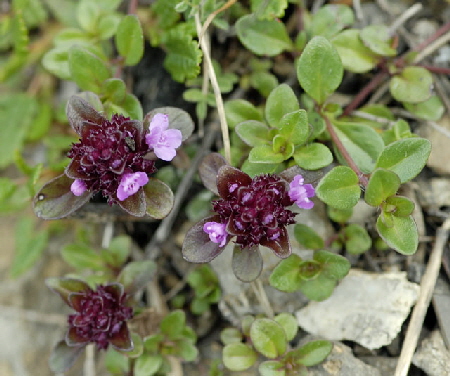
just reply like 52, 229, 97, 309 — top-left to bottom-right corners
352, 0, 364, 23
195, 12, 231, 163
144, 120, 219, 259
427, 120, 450, 140
198, 33, 211, 138
352, 110, 397, 126
388, 3, 422, 36
198, 0, 238, 42
413, 30, 450, 64
251, 279, 274, 319
312, 0, 326, 14
84, 344, 96, 376
394, 217, 450, 376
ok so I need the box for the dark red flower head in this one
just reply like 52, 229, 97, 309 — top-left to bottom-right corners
66, 283, 133, 351
213, 173, 296, 249
66, 112, 155, 205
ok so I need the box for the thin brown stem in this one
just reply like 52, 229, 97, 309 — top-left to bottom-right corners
413, 21, 450, 52
128, 0, 138, 15
342, 71, 388, 117
322, 113, 369, 186
418, 65, 450, 75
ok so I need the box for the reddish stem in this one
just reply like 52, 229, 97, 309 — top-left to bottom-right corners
342, 71, 388, 117
418, 65, 450, 75
413, 21, 450, 52
128, 0, 138, 14
322, 112, 369, 187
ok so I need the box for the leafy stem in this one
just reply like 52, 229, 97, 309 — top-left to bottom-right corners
321, 111, 368, 186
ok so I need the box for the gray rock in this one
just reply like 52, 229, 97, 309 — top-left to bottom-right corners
296, 270, 419, 349
413, 330, 450, 376
419, 116, 450, 175
359, 356, 398, 376
307, 341, 380, 376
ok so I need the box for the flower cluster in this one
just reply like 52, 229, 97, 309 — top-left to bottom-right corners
48, 279, 134, 351
33, 96, 190, 219
182, 153, 316, 282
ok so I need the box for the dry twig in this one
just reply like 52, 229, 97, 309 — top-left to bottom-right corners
394, 217, 450, 376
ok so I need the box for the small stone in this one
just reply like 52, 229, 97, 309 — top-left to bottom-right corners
413, 330, 450, 376
307, 341, 380, 376
296, 270, 419, 349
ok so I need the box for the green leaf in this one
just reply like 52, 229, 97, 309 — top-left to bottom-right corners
223, 343, 258, 371
365, 168, 401, 206
61, 243, 105, 271
404, 95, 445, 121
220, 328, 243, 345
333, 120, 385, 173
121, 93, 144, 120
97, 13, 122, 40
343, 224, 372, 255
316, 166, 361, 209
236, 15, 293, 56
298, 274, 337, 301
241, 160, 281, 177
235, 120, 271, 147
376, 214, 418, 255
375, 138, 431, 183
0, 93, 38, 168
274, 313, 298, 341
272, 135, 294, 159
269, 254, 303, 293
384, 196, 415, 217
259, 360, 286, 376
294, 224, 324, 250
117, 260, 157, 295
360, 24, 397, 56
76, 0, 101, 33
250, 318, 287, 358
68, 46, 110, 92
310, 4, 354, 39
294, 340, 333, 367
250, 71, 279, 97
297, 36, 343, 105
123, 332, 143, 358
327, 206, 353, 223
251, 0, 288, 19
102, 78, 127, 103
49, 340, 84, 373
278, 110, 309, 145
115, 15, 144, 66
163, 32, 202, 82
265, 84, 299, 128
160, 310, 185, 339
314, 250, 351, 280
102, 235, 131, 267
178, 338, 198, 361
105, 348, 129, 374
10, 217, 48, 278
224, 99, 263, 129
143, 178, 174, 219
332, 29, 380, 73
293, 143, 333, 170
249, 145, 286, 164
390, 67, 433, 103
135, 354, 163, 376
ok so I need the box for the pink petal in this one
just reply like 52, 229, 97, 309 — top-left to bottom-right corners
149, 113, 169, 131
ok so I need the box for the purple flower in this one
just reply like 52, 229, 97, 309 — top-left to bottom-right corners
71, 179, 87, 196
289, 174, 315, 209
203, 221, 228, 247
145, 113, 182, 161
117, 172, 149, 201
182, 154, 317, 282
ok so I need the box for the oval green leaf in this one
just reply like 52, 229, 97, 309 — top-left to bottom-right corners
360, 24, 397, 56
293, 143, 333, 170
375, 138, 431, 183
265, 84, 300, 128
269, 254, 303, 293
250, 318, 287, 359
297, 36, 343, 105
223, 343, 258, 371
236, 15, 293, 56
294, 340, 333, 367
235, 120, 271, 147
316, 166, 361, 209
390, 66, 433, 103
115, 15, 144, 66
365, 168, 401, 206
376, 214, 418, 255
